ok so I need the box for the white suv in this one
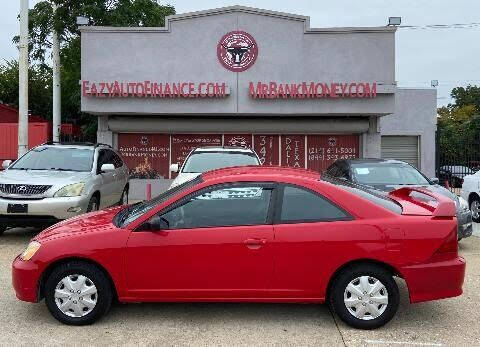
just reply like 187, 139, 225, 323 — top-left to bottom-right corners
169, 146, 261, 188
0, 143, 129, 235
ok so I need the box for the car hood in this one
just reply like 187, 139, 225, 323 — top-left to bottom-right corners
170, 173, 201, 189
0, 169, 91, 185
35, 206, 124, 241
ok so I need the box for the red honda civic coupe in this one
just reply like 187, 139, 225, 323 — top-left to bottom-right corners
12, 166, 465, 329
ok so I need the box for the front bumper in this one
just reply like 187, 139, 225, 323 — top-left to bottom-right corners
401, 256, 466, 304
12, 255, 42, 302
457, 208, 473, 239
0, 195, 90, 226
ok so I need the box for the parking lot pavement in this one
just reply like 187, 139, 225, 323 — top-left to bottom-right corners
1, 227, 479, 347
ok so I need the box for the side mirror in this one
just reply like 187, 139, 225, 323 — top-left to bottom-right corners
100, 163, 115, 173
2, 160, 12, 170
139, 215, 170, 231
170, 163, 179, 173
430, 177, 440, 184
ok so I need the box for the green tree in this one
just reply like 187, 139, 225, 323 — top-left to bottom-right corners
11, 0, 175, 138
437, 85, 480, 167
449, 85, 480, 111
0, 60, 53, 118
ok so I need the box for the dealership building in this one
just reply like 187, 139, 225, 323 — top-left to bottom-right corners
80, 5, 437, 190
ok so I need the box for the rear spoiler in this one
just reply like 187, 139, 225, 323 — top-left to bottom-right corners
388, 187, 456, 217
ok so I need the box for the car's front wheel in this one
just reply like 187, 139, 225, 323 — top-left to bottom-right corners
470, 196, 480, 223
86, 196, 99, 213
44, 261, 113, 325
329, 264, 399, 329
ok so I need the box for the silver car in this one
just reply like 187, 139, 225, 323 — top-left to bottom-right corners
0, 143, 129, 235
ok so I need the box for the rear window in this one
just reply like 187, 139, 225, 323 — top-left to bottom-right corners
323, 178, 402, 214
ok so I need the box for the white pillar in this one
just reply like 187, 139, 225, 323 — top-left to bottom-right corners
18, 0, 29, 157
363, 116, 382, 158
52, 4, 61, 142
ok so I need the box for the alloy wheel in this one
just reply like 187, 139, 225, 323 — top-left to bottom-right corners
343, 276, 388, 321
471, 201, 480, 219
54, 274, 98, 318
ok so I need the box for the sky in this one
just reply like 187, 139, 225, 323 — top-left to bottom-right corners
1, 0, 479, 106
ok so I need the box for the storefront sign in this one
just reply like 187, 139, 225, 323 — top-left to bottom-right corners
118, 134, 170, 179
249, 81, 377, 98
254, 135, 279, 166
82, 81, 228, 98
217, 31, 258, 72
306, 135, 359, 172
281, 135, 305, 168
224, 134, 252, 148
117, 133, 360, 179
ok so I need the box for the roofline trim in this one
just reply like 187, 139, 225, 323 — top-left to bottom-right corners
79, 5, 397, 34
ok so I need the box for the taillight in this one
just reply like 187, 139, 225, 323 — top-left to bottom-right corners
434, 228, 458, 255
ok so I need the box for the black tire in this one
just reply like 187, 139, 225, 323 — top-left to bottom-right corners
329, 264, 399, 330
0, 225, 6, 236
86, 196, 99, 213
119, 186, 129, 206
44, 261, 113, 325
470, 196, 480, 223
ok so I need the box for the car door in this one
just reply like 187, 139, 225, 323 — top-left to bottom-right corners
96, 149, 117, 208
271, 183, 355, 298
125, 183, 276, 300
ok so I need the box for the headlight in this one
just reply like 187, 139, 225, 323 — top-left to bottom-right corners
20, 241, 41, 261
458, 196, 469, 211
54, 182, 85, 197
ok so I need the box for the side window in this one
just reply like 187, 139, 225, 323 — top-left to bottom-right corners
111, 151, 123, 168
159, 185, 273, 229
279, 185, 350, 223
96, 150, 107, 173
325, 163, 340, 177
339, 165, 350, 180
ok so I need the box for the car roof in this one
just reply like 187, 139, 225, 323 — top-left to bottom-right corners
193, 146, 255, 153
35, 142, 112, 150
202, 165, 320, 181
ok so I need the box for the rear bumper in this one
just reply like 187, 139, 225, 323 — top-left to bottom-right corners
401, 256, 466, 303
12, 256, 42, 303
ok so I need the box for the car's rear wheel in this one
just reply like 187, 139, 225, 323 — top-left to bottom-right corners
0, 225, 6, 236
119, 187, 128, 206
44, 261, 112, 325
329, 264, 399, 330
470, 196, 480, 223
86, 196, 99, 213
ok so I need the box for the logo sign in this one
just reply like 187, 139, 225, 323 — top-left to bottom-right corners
328, 137, 337, 147
18, 185, 27, 193
217, 31, 258, 72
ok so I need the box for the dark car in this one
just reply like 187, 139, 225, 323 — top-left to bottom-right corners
323, 159, 472, 240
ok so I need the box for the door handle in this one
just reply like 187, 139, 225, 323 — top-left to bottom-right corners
244, 238, 267, 249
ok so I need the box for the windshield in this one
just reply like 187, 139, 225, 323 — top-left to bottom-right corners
10, 147, 94, 172
182, 151, 259, 173
118, 176, 202, 227
351, 163, 430, 186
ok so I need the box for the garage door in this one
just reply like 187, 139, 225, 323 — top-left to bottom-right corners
381, 136, 419, 168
